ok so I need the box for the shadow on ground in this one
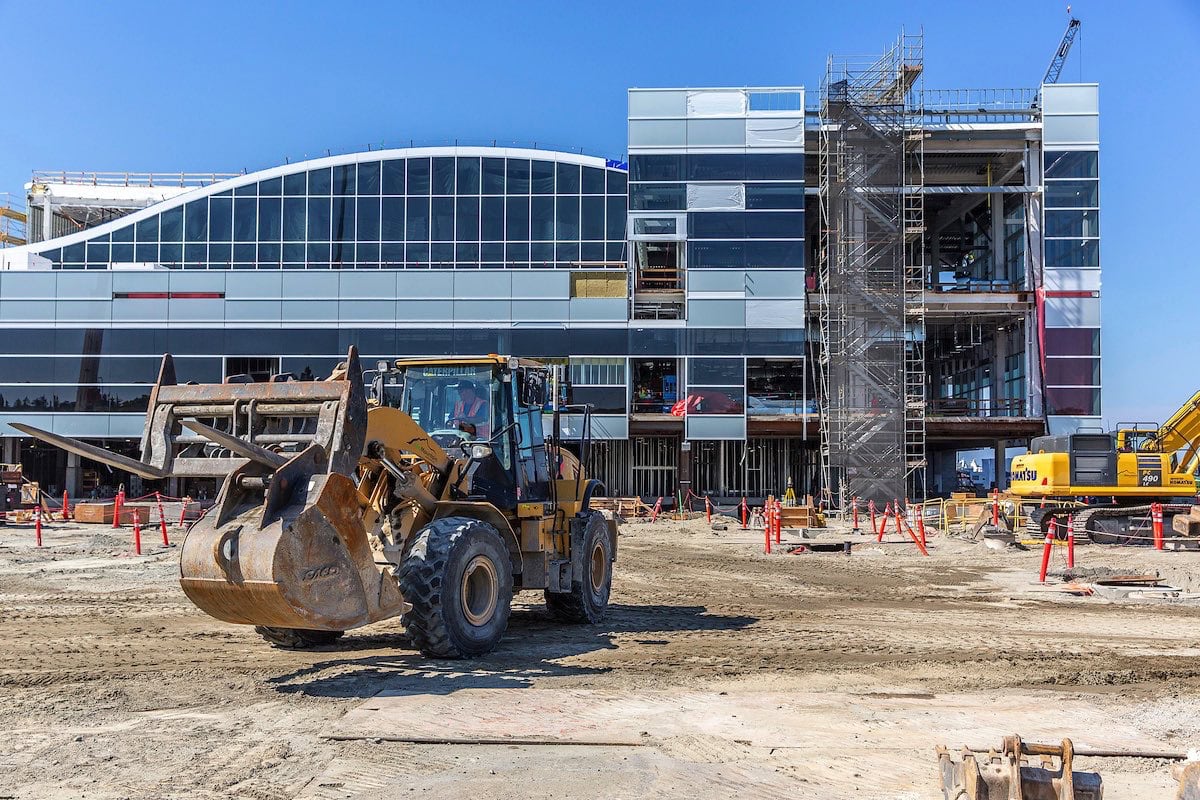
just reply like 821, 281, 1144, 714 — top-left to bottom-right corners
266, 603, 757, 699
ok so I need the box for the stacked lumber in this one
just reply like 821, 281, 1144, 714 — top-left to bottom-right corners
778, 505, 825, 529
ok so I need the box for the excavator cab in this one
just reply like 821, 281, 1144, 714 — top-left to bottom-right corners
12, 349, 616, 659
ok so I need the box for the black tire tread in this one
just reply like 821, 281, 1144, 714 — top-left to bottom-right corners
399, 516, 511, 659
545, 511, 612, 624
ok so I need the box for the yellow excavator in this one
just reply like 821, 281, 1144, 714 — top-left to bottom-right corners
12, 349, 617, 657
1009, 390, 1200, 543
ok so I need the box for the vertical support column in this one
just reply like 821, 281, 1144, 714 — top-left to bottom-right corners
991, 194, 1006, 285
994, 326, 1008, 416
994, 439, 1007, 491
1, 437, 17, 464
1025, 139, 1044, 419
64, 451, 80, 497
677, 439, 692, 507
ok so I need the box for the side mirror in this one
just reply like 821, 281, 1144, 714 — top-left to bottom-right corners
518, 369, 548, 407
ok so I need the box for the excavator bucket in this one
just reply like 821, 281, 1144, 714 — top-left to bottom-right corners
937, 735, 1102, 799
13, 347, 404, 632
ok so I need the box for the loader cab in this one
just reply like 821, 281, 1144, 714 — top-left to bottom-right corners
390, 359, 552, 507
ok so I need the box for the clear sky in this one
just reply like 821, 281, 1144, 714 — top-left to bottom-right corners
2, 0, 1197, 425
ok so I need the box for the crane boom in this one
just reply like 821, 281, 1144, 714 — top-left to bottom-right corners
1042, 18, 1081, 85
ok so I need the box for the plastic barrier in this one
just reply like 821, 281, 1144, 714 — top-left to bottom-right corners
851, 496, 860, 532
62, 491, 70, 521
112, 487, 125, 529
1039, 519, 1057, 582
34, 506, 43, 547
1152, 503, 1164, 550
132, 509, 142, 555
650, 497, 662, 523
155, 492, 170, 546
740, 497, 748, 530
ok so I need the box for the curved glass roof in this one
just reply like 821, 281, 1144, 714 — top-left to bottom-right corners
22, 146, 629, 271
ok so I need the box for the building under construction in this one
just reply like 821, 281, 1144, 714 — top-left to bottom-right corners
0, 32, 1099, 505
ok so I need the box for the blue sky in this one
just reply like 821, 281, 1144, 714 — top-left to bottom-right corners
3, 0, 1198, 424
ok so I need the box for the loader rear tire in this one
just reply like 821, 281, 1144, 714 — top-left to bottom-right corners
254, 626, 344, 649
545, 511, 613, 624
399, 516, 513, 659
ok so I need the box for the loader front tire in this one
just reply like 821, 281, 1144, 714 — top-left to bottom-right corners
399, 516, 513, 659
545, 511, 613, 624
254, 626, 344, 649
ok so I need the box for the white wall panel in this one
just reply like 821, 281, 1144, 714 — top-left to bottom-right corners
745, 299, 805, 328
686, 90, 746, 117
686, 183, 744, 211
746, 117, 805, 147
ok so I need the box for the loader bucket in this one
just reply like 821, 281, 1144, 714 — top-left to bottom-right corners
14, 346, 406, 632
179, 445, 405, 631
937, 735, 1102, 799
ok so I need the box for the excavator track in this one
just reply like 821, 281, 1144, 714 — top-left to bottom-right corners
1075, 502, 1190, 546
1026, 502, 1191, 545
1024, 505, 1074, 540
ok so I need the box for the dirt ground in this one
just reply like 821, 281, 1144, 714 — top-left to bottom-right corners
1, 512, 1199, 799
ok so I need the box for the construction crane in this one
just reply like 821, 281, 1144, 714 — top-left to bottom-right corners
1042, 16, 1081, 85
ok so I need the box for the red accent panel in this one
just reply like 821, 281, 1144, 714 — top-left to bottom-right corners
1042, 290, 1097, 298
113, 292, 225, 299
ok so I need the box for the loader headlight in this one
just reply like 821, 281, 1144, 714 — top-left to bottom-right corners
470, 444, 493, 461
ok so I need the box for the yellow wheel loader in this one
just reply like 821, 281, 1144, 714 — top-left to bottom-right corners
1009, 390, 1200, 544
13, 349, 617, 658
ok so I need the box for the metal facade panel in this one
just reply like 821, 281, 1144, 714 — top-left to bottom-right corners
455, 271, 512, 299
1044, 296, 1100, 328
112, 299, 167, 320
338, 300, 395, 320
686, 299, 745, 327
628, 90, 687, 117
685, 415, 746, 441
56, 300, 111, 322
398, 271, 454, 298
1041, 84, 1099, 116
511, 299, 569, 321
686, 119, 746, 147
339, 271, 398, 297
168, 299, 224, 321
225, 272, 282, 298
568, 298, 626, 321
628, 120, 687, 148
688, 270, 746, 293
281, 272, 339, 297
1042, 115, 1099, 145
167, 272, 227, 293
745, 269, 804, 297
454, 299, 511, 321
396, 299, 453, 321
0, 300, 55, 320
282, 299, 338, 321
1, 272, 56, 297
113, 272, 169, 293
512, 270, 569, 298
225, 300, 283, 321
55, 273, 112, 298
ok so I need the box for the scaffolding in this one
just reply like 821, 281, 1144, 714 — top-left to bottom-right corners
0, 193, 27, 246
818, 33, 927, 506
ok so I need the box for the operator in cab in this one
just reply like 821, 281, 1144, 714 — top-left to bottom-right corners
451, 380, 490, 439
